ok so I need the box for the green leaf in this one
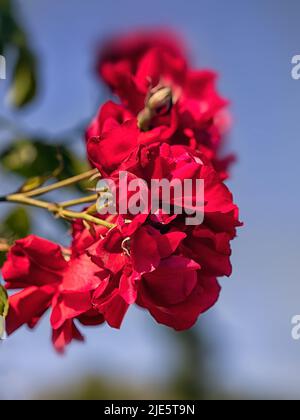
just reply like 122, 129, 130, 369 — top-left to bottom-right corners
18, 175, 50, 193
0, 139, 91, 191
0, 0, 38, 106
0, 285, 9, 318
0, 207, 31, 267
8, 46, 37, 108
0, 285, 9, 340
0, 0, 17, 49
2, 207, 31, 238
0, 251, 7, 268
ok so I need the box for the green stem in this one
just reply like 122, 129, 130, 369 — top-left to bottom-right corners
0, 169, 115, 230
3, 193, 115, 230
6, 194, 54, 210
24, 169, 99, 198
60, 210, 114, 229
59, 194, 99, 209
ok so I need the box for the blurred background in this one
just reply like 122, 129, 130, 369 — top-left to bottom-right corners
0, 0, 300, 400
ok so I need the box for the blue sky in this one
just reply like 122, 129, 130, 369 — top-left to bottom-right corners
0, 0, 300, 399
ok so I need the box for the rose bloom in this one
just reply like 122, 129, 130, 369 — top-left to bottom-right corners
2, 216, 117, 352
2, 234, 105, 352
89, 225, 221, 331
88, 30, 234, 179
87, 143, 241, 330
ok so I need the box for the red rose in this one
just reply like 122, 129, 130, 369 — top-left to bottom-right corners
97, 31, 225, 121
85, 101, 133, 143
92, 30, 232, 178
137, 257, 221, 330
114, 143, 240, 278
89, 223, 221, 331
89, 141, 240, 236
87, 102, 178, 176
71, 212, 117, 257
89, 225, 187, 307
2, 235, 106, 352
97, 30, 187, 113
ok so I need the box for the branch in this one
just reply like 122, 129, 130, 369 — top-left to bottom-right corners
59, 194, 99, 209
0, 169, 115, 230
24, 168, 99, 197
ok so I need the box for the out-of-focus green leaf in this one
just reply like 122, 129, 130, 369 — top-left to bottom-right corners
8, 46, 37, 108
18, 175, 50, 193
0, 250, 7, 267
170, 330, 206, 399
0, 0, 38, 106
0, 0, 11, 13
0, 0, 16, 50
0, 206, 31, 267
0, 245, 9, 268
0, 139, 91, 191
0, 285, 9, 318
0, 284, 9, 340
1, 207, 31, 239
17, 150, 64, 193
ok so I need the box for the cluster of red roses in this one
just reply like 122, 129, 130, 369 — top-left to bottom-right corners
1, 31, 241, 351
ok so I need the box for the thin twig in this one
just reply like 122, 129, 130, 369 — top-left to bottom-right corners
3, 194, 115, 230
59, 194, 98, 209
24, 169, 99, 198
0, 168, 114, 229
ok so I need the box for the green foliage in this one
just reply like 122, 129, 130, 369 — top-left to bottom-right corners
0, 252, 6, 267
1, 206, 31, 239
37, 376, 170, 400
0, 0, 17, 49
0, 285, 9, 319
0, 139, 90, 191
8, 46, 37, 107
0, 138, 91, 255
0, 284, 9, 339
0, 0, 38, 108
0, 2, 89, 252
0, 2, 41, 260
170, 329, 206, 399
0, 206, 31, 266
